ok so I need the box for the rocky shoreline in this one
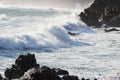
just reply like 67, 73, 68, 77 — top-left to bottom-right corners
79, 0, 120, 28
0, 53, 98, 80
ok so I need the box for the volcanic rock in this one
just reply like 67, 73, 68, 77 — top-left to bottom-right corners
20, 66, 61, 80
53, 68, 69, 75
62, 75, 79, 80
4, 53, 39, 79
79, 0, 120, 27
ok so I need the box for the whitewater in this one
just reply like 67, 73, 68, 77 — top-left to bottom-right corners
0, 7, 120, 80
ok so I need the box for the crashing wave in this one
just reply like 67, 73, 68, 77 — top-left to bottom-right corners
0, 8, 93, 50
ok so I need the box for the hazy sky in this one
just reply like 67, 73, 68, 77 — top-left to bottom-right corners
0, 0, 94, 9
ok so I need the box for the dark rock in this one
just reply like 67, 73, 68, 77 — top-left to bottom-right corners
4, 53, 39, 79
20, 66, 61, 80
102, 5, 120, 26
0, 74, 3, 80
53, 68, 69, 75
111, 15, 120, 27
68, 31, 79, 36
79, 0, 120, 27
81, 78, 85, 80
104, 28, 119, 32
62, 75, 79, 80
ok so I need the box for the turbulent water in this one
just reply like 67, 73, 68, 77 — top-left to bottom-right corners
0, 7, 120, 80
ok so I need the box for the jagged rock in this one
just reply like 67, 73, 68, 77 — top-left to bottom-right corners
4, 53, 39, 80
4, 53, 98, 80
79, 0, 120, 27
53, 68, 69, 75
20, 66, 61, 80
62, 75, 79, 80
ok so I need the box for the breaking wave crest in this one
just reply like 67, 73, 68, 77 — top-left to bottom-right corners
0, 8, 93, 50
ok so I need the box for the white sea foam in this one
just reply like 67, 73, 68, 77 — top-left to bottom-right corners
0, 26, 70, 50
0, 8, 92, 50
34, 29, 120, 80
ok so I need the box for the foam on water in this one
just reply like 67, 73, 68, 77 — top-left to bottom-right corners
34, 29, 120, 80
0, 8, 92, 50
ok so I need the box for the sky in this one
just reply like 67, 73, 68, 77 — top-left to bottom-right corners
0, 0, 94, 9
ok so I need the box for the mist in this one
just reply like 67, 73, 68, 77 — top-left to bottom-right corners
0, 0, 94, 9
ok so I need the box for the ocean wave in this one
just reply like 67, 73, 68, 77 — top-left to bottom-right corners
0, 8, 93, 50
0, 14, 9, 21
64, 21, 93, 34
0, 21, 93, 50
0, 25, 71, 50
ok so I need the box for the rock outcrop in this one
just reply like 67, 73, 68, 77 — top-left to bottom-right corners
20, 66, 61, 80
3, 53, 98, 80
3, 54, 80, 80
4, 53, 39, 79
79, 0, 120, 27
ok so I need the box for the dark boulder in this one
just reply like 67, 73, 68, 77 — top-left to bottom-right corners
62, 75, 79, 80
20, 66, 61, 80
4, 53, 39, 79
79, 0, 120, 27
53, 68, 69, 75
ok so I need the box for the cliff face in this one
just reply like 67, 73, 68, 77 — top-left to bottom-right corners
79, 0, 120, 27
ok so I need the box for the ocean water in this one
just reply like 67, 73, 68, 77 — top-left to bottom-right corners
0, 7, 120, 80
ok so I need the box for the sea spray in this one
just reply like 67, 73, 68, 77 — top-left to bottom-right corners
0, 8, 92, 50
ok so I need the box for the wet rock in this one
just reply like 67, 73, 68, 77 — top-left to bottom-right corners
4, 53, 39, 79
68, 31, 79, 36
79, 0, 120, 27
20, 66, 61, 80
104, 28, 119, 32
53, 68, 69, 75
62, 75, 79, 80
